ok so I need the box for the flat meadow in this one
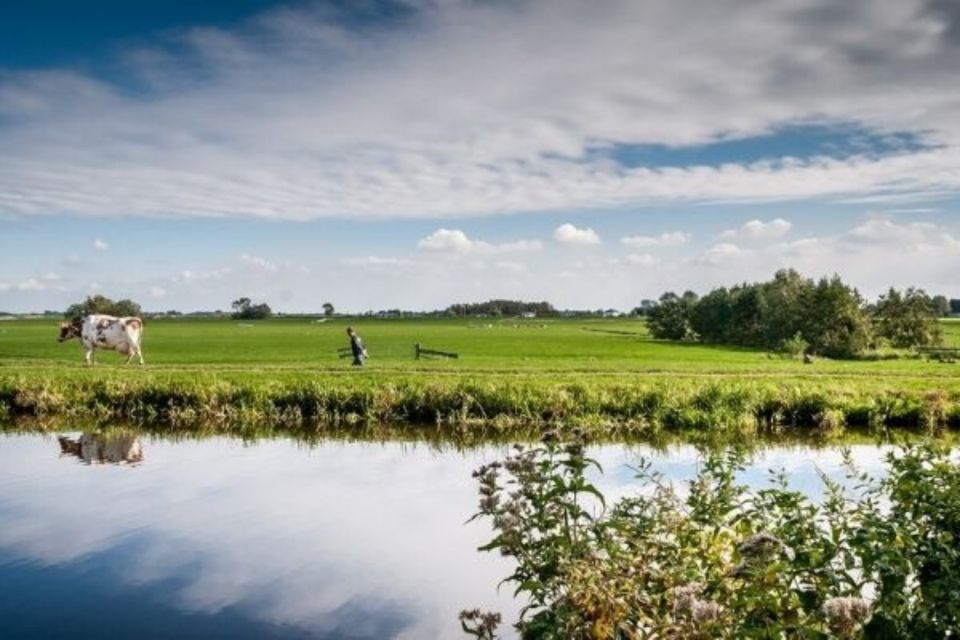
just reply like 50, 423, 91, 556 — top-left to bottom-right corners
2, 316, 959, 435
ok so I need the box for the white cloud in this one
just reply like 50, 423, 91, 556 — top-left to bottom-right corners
0, 282, 10, 292
239, 253, 277, 271
180, 267, 232, 282
17, 278, 45, 291
93, 238, 109, 251
696, 243, 745, 265
553, 224, 600, 246
343, 256, 414, 267
149, 286, 168, 299
624, 253, 659, 266
845, 218, 946, 245
719, 218, 793, 240
621, 231, 690, 248
493, 260, 528, 274
3, 1, 960, 221
417, 229, 542, 254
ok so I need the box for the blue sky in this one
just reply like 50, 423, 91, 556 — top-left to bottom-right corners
1, 0, 959, 312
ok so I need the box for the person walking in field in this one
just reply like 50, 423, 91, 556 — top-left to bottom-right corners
347, 327, 368, 367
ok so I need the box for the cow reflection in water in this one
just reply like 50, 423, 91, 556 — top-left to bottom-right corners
57, 433, 143, 465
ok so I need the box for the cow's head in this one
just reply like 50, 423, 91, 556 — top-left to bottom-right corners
58, 319, 82, 342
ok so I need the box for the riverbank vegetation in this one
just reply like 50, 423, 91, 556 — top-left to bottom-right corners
465, 436, 960, 639
2, 370, 958, 435
2, 315, 958, 434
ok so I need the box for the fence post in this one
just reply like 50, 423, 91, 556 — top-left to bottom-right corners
415, 343, 421, 360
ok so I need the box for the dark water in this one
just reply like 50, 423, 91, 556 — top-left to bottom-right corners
0, 433, 895, 639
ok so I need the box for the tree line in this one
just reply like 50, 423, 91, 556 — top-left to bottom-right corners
445, 299, 558, 317
645, 269, 947, 358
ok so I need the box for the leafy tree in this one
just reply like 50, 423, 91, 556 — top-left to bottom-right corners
801, 276, 872, 358
690, 287, 733, 343
951, 299, 960, 315
873, 287, 942, 348
322, 302, 335, 316
65, 295, 142, 320
647, 291, 697, 340
630, 299, 658, 316
931, 295, 950, 317
231, 297, 272, 320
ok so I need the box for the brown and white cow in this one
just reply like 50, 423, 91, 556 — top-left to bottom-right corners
58, 314, 145, 365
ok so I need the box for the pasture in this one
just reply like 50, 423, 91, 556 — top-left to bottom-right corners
1, 316, 959, 433
3, 315, 960, 373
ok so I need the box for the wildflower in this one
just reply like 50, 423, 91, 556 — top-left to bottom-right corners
822, 597, 872, 636
672, 583, 703, 617
737, 532, 790, 560
542, 429, 558, 443
691, 600, 721, 623
673, 583, 721, 626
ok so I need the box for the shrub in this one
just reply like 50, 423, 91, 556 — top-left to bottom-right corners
465, 437, 960, 639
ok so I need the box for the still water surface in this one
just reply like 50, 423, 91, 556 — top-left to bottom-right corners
0, 432, 895, 639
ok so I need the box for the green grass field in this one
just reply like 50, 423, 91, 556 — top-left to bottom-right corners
3, 315, 960, 375
1, 316, 959, 433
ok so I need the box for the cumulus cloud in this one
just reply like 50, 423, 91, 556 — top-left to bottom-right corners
624, 253, 660, 266
149, 286, 167, 299
845, 218, 950, 245
621, 231, 690, 248
17, 278, 46, 291
719, 218, 793, 240
343, 256, 414, 267
3, 0, 960, 221
92, 238, 109, 251
417, 229, 542, 254
493, 261, 528, 274
239, 253, 278, 271
554, 224, 600, 245
696, 243, 745, 265
180, 267, 232, 282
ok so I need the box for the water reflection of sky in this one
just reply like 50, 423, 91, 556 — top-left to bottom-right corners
0, 434, 897, 639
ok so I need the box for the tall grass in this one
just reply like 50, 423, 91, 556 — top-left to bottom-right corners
2, 372, 958, 436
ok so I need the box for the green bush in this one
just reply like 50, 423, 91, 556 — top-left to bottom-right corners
465, 437, 960, 639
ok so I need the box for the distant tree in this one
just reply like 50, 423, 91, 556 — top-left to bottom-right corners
873, 287, 942, 348
801, 276, 872, 358
322, 302, 335, 316
65, 295, 142, 320
630, 299, 658, 316
951, 299, 960, 315
931, 295, 951, 317
444, 300, 558, 317
647, 291, 697, 340
231, 297, 273, 320
690, 287, 734, 343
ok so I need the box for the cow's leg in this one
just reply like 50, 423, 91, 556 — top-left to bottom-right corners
85, 346, 95, 366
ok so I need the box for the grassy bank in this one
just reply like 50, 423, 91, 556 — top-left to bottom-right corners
2, 369, 959, 436
2, 317, 958, 436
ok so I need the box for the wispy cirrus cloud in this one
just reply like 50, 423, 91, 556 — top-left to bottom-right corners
1, 1, 960, 221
